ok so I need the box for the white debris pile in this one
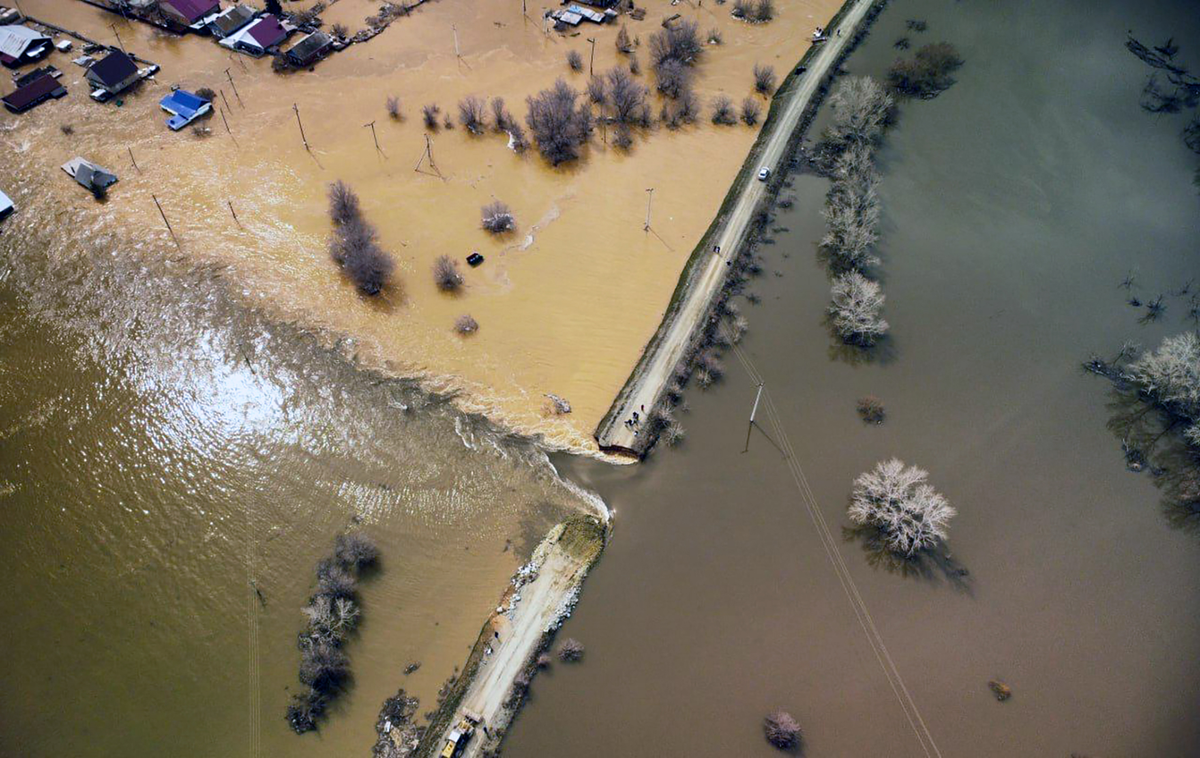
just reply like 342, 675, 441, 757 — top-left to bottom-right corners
544, 580, 584, 633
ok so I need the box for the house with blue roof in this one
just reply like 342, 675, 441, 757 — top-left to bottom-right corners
160, 89, 212, 131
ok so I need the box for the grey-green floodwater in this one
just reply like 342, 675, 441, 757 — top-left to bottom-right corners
3, 0, 1200, 757
507, 0, 1200, 756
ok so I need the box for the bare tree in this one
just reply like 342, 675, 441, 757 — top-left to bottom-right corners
655, 58, 691, 98
763, 711, 801, 750
525, 79, 592, 165
824, 76, 894, 150
753, 63, 776, 95
607, 66, 648, 124
1126, 332, 1200, 446
386, 95, 401, 120
829, 271, 888, 345
433, 255, 463, 291
848, 458, 955, 556
330, 217, 394, 296
481, 200, 515, 233
454, 314, 479, 334
558, 638, 585, 662
615, 24, 632, 53
711, 94, 736, 125
648, 18, 702, 66
752, 0, 775, 23
741, 96, 762, 125
613, 123, 633, 150
566, 49, 584, 72
327, 180, 360, 226
422, 103, 440, 130
334, 532, 380, 570
491, 96, 513, 131
821, 148, 881, 271
458, 95, 487, 134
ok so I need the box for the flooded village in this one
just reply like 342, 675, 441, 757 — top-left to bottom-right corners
2, 0, 1199, 756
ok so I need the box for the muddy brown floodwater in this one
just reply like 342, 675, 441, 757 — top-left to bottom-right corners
506, 0, 1200, 756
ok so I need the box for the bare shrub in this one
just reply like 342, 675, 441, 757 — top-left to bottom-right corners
741, 96, 762, 125
751, 0, 775, 23
655, 58, 691, 99
711, 94, 736, 125
191, 124, 212, 138
829, 271, 888, 345
536, 653, 553, 669
433, 255, 463, 292
334, 532, 379, 571
615, 24, 632, 54
443, 114, 454, 129
458, 95, 487, 134
698, 349, 724, 383
707, 27, 723, 44
327, 180, 360, 227
628, 54, 640, 75
330, 218, 394, 296
331, 22, 348, 39
507, 121, 529, 152
662, 419, 686, 446
849, 458, 955, 556
195, 87, 216, 101
386, 95, 401, 120
422, 103, 440, 129
613, 123, 633, 150
454, 314, 479, 334
648, 18, 702, 67
587, 76, 607, 105
481, 200, 515, 233
558, 638, 584, 662
59, 123, 75, 135
763, 711, 801, 750
490, 96, 513, 131
888, 42, 964, 99
732, 0, 752, 18
856, 395, 886, 424
753, 63, 776, 95
566, 49, 584, 72
525, 79, 592, 165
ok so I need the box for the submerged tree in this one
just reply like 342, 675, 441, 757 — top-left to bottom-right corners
741, 96, 762, 125
849, 458, 955, 556
327, 182, 394, 296
1126, 332, 1200, 445
763, 710, 801, 750
824, 76, 895, 151
433, 255, 463, 292
525, 79, 592, 165
887, 42, 964, 99
458, 95, 487, 134
481, 200, 515, 233
711, 94, 736, 125
753, 63, 776, 95
829, 271, 888, 346
422, 103, 440, 130
558, 638, 585, 662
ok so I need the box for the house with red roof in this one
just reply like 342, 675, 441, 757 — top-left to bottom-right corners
159, 0, 222, 29
219, 13, 287, 56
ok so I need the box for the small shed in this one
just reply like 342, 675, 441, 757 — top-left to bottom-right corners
0, 24, 51, 68
86, 50, 139, 96
159, 89, 212, 130
2, 72, 66, 113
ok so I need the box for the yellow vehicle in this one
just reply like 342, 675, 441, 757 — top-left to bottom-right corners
439, 711, 482, 758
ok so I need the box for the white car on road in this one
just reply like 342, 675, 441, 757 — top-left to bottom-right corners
757, 166, 771, 181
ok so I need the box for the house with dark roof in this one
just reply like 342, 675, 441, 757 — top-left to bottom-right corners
285, 31, 332, 67
2, 72, 66, 113
220, 14, 287, 56
206, 5, 256, 38
86, 50, 139, 96
0, 24, 52, 68
159, 0, 222, 28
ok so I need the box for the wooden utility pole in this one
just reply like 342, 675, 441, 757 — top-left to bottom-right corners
225, 69, 242, 107
110, 23, 127, 55
293, 103, 309, 150
219, 88, 233, 112
151, 194, 180, 250
228, 200, 241, 227
643, 187, 654, 231
587, 36, 596, 76
128, 146, 140, 173
452, 24, 460, 57
364, 120, 380, 152
220, 107, 233, 135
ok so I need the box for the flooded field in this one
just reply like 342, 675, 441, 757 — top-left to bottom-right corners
5, 0, 841, 449
505, 0, 1200, 755
0, 214, 600, 755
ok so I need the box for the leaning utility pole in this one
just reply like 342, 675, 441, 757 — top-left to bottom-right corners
743, 382, 764, 453
363, 120, 380, 152
292, 103, 309, 150
643, 187, 654, 231
452, 24, 460, 57
110, 23, 127, 55
225, 69, 242, 107
127, 146, 140, 173
151, 194, 180, 250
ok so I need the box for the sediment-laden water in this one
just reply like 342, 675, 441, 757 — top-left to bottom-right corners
0, 212, 600, 756
506, 0, 1200, 756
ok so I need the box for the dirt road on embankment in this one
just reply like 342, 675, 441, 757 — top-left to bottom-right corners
595, 0, 879, 456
